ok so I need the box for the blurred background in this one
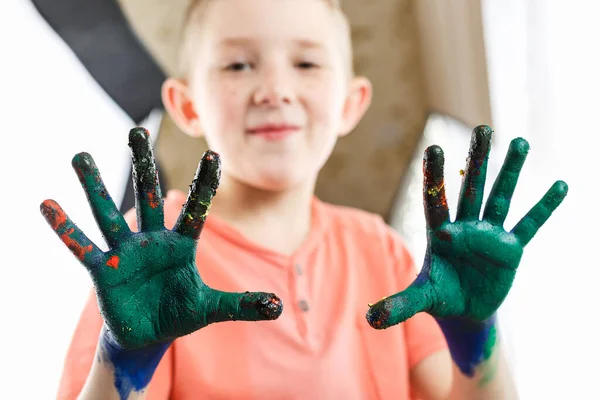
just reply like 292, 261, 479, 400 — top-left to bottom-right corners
1, 0, 597, 398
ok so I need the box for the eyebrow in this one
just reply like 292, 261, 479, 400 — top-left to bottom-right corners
217, 37, 325, 49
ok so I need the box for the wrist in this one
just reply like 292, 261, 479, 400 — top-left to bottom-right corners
435, 314, 498, 377
99, 326, 171, 398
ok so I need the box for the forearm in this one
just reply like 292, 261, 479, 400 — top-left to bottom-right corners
446, 339, 516, 399
78, 326, 170, 400
437, 316, 518, 400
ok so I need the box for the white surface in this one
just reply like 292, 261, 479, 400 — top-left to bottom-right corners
0, 1, 160, 396
481, 1, 600, 397
482, 1, 600, 398
393, 2, 600, 398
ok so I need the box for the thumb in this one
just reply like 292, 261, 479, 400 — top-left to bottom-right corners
366, 284, 433, 329
202, 288, 283, 325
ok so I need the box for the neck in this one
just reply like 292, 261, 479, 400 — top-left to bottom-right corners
208, 173, 316, 255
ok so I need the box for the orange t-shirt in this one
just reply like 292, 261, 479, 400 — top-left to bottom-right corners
57, 190, 447, 400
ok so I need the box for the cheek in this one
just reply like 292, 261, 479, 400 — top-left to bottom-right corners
306, 81, 345, 128
203, 82, 245, 130
221, 90, 242, 124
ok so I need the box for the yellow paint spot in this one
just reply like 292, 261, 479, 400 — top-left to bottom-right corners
199, 201, 212, 219
427, 182, 445, 197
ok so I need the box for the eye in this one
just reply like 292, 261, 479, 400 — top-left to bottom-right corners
296, 61, 319, 69
225, 62, 252, 71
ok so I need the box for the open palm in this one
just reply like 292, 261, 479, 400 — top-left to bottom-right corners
41, 128, 282, 349
367, 125, 568, 328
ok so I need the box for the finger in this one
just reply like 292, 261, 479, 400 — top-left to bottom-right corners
72, 152, 131, 247
203, 288, 283, 325
482, 138, 529, 226
456, 125, 493, 221
40, 199, 104, 269
511, 180, 568, 246
129, 127, 164, 232
423, 145, 450, 231
173, 150, 221, 240
366, 284, 433, 329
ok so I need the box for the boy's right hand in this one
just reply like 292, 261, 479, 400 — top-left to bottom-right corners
41, 127, 283, 350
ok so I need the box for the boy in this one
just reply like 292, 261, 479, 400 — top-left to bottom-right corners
43, 0, 567, 399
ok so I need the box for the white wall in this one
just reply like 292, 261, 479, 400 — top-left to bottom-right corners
481, 1, 599, 398
392, 2, 600, 398
0, 1, 159, 396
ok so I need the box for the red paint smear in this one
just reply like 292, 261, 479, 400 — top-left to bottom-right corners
42, 200, 67, 230
147, 191, 160, 209
42, 201, 93, 261
435, 230, 452, 242
75, 167, 86, 182
438, 185, 448, 209
269, 297, 282, 306
106, 255, 120, 269
60, 228, 93, 261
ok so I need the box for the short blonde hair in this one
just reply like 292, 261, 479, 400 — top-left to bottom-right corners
177, 0, 354, 79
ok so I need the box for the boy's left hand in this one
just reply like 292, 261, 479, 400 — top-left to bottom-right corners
366, 125, 568, 329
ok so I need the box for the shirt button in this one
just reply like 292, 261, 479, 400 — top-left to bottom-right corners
295, 263, 303, 275
298, 300, 309, 312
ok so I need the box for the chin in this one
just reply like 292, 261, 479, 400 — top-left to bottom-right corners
255, 176, 305, 192
243, 169, 312, 192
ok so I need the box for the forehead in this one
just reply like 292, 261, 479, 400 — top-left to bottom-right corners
199, 0, 340, 50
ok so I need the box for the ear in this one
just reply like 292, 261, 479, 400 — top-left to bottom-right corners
161, 78, 203, 138
339, 76, 373, 137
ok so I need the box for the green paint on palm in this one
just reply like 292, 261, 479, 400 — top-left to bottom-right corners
42, 127, 283, 350
367, 125, 568, 325
366, 125, 568, 374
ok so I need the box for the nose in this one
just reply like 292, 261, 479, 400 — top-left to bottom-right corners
252, 67, 293, 107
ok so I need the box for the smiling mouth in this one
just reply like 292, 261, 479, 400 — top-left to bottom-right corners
246, 124, 301, 140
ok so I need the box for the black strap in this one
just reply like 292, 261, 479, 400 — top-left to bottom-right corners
30, 0, 166, 124
30, 0, 169, 213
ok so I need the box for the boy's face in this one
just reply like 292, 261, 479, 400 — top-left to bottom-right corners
166, 0, 371, 192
